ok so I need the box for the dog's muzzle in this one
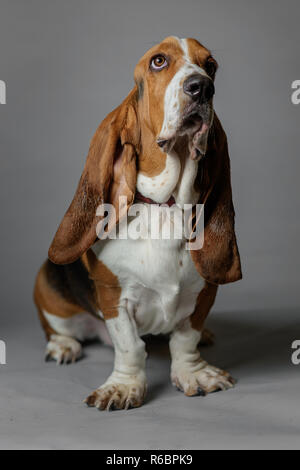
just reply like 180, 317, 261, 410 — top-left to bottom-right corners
157, 73, 214, 157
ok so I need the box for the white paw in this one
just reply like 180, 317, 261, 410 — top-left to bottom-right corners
84, 379, 147, 411
45, 335, 83, 365
171, 360, 235, 396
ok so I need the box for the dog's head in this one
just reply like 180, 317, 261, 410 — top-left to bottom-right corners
48, 37, 241, 285
134, 36, 217, 159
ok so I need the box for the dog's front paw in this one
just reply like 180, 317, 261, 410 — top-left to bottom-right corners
171, 360, 235, 396
45, 335, 82, 365
84, 379, 147, 411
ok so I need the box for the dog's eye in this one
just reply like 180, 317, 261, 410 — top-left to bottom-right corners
150, 55, 168, 71
205, 57, 218, 79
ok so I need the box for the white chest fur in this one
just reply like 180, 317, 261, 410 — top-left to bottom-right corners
137, 150, 199, 207
136, 152, 181, 204
93, 152, 203, 336
92, 204, 204, 336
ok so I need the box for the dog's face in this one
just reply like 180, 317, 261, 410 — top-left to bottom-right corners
134, 36, 218, 159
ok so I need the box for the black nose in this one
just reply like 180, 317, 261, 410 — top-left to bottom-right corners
183, 74, 215, 103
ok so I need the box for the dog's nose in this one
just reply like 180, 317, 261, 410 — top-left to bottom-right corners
183, 74, 215, 103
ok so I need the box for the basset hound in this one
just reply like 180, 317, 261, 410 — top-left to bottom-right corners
34, 36, 242, 411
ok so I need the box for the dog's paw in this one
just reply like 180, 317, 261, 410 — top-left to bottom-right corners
45, 335, 82, 365
199, 328, 215, 346
171, 360, 235, 396
84, 381, 147, 411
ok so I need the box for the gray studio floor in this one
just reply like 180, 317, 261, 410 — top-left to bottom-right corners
0, 309, 299, 450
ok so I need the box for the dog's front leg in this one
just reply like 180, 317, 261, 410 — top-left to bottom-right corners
170, 318, 235, 396
85, 307, 147, 411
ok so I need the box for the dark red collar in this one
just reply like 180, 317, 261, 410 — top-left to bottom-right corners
135, 191, 176, 207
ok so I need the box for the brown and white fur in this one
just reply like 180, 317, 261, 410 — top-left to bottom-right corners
34, 36, 242, 411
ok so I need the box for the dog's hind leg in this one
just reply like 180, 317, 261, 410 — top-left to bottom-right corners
34, 260, 110, 364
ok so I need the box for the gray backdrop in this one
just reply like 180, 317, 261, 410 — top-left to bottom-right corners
0, 0, 299, 450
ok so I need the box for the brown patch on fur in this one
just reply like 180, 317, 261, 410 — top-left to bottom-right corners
138, 127, 167, 177
185, 38, 212, 69
86, 250, 121, 320
190, 282, 218, 332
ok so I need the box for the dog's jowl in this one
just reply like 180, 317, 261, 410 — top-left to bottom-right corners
34, 36, 242, 411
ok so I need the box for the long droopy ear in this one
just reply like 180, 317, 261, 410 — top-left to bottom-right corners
48, 88, 139, 265
191, 114, 242, 285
